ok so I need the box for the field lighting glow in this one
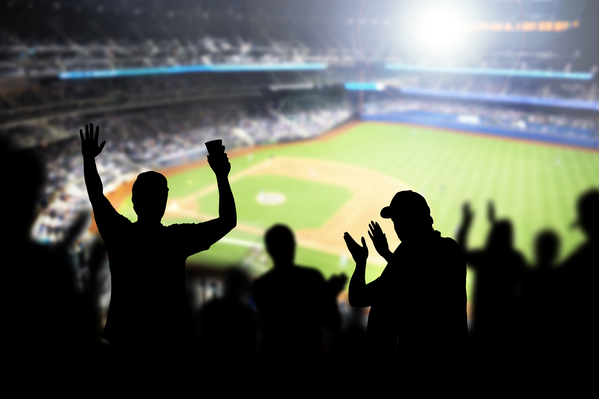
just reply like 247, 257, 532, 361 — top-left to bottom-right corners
411, 5, 470, 54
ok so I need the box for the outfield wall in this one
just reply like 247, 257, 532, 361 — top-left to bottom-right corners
361, 112, 599, 150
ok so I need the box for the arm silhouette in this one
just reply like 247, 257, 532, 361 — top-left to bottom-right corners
80, 123, 113, 213
457, 201, 484, 269
344, 232, 373, 307
487, 200, 496, 224
200, 150, 237, 246
456, 202, 473, 251
368, 221, 393, 263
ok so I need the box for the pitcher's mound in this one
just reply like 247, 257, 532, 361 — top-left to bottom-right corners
256, 192, 286, 205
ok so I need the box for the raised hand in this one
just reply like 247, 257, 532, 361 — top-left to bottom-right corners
208, 151, 231, 178
368, 221, 392, 261
80, 123, 105, 159
487, 201, 496, 224
462, 202, 474, 224
344, 232, 368, 263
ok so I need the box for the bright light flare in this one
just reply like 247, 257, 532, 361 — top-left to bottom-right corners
412, 6, 470, 54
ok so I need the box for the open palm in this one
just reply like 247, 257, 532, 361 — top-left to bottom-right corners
368, 221, 390, 259
80, 123, 106, 159
344, 232, 368, 263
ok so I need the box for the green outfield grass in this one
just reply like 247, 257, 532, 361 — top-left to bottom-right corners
118, 122, 599, 300
198, 174, 353, 231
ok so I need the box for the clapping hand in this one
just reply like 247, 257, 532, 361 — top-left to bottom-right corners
344, 232, 368, 264
367, 221, 391, 261
80, 123, 105, 159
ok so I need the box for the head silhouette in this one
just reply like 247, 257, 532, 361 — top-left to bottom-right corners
1, 138, 46, 238
265, 224, 295, 267
380, 191, 433, 241
132, 171, 169, 223
573, 189, 599, 241
534, 230, 560, 270
486, 219, 514, 252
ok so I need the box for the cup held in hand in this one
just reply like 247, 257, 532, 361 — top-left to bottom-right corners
205, 139, 224, 156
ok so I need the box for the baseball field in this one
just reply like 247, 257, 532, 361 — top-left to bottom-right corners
109, 121, 599, 303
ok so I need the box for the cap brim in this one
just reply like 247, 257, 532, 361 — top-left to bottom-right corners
380, 206, 393, 219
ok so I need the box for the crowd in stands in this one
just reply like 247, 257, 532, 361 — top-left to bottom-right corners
0, 74, 269, 123
7, 97, 351, 245
1, 1, 596, 129
377, 73, 598, 103
1, 72, 595, 131
362, 97, 599, 139
5, 33, 588, 79
0, 2, 592, 79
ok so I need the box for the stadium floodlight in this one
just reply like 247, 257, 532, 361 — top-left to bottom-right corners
411, 4, 470, 54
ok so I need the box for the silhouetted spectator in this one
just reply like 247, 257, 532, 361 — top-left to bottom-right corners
555, 189, 599, 380
457, 201, 526, 376
330, 305, 368, 369
519, 229, 561, 373
1, 137, 98, 388
195, 267, 259, 370
79, 123, 236, 381
251, 224, 345, 371
344, 190, 468, 382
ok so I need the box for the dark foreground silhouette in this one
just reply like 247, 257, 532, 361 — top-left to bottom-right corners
457, 201, 526, 376
194, 267, 260, 369
251, 224, 346, 373
9, 120, 596, 391
552, 189, 599, 383
456, 193, 599, 392
2, 137, 105, 391
519, 229, 561, 375
344, 190, 468, 384
80, 123, 236, 381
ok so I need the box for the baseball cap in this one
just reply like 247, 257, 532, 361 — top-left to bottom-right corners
381, 190, 431, 221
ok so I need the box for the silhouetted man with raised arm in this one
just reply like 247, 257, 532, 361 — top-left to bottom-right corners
344, 191, 468, 380
457, 201, 525, 377
80, 123, 236, 377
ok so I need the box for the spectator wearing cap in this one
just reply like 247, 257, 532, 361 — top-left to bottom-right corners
343, 190, 468, 381
79, 123, 236, 381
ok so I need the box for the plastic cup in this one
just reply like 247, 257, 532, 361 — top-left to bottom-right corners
205, 139, 224, 155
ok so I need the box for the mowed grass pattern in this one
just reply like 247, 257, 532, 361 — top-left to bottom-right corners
274, 123, 598, 263
198, 174, 353, 231
118, 122, 599, 297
